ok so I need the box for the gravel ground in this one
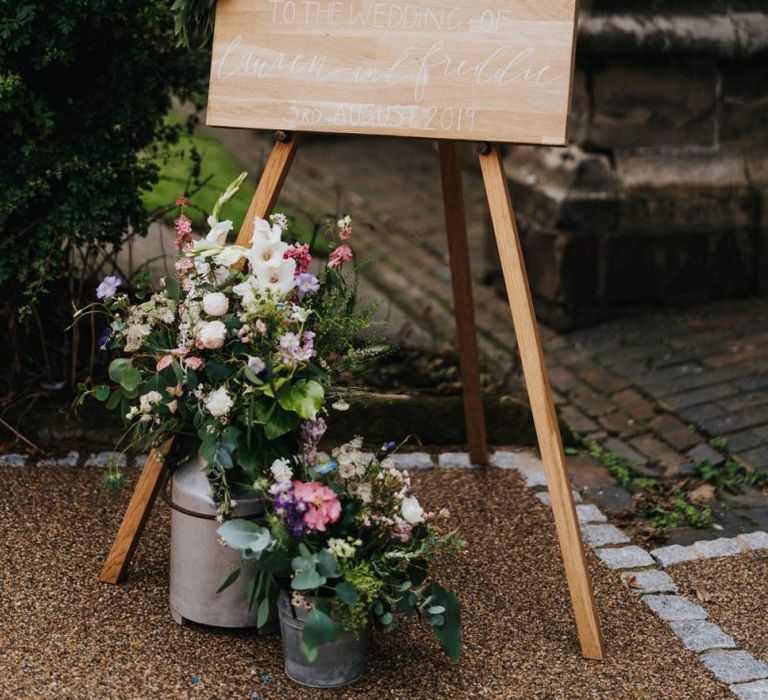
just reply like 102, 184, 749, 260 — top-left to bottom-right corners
0, 465, 729, 699
671, 550, 768, 663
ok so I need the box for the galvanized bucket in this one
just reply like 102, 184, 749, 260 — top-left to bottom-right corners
278, 590, 371, 688
168, 457, 264, 628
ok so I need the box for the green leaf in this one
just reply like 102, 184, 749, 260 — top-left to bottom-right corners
216, 567, 241, 593
264, 404, 301, 440
217, 520, 271, 552
277, 379, 324, 420
164, 275, 180, 301
316, 549, 339, 578
302, 608, 340, 649
108, 358, 140, 393
380, 612, 393, 626
298, 543, 312, 560
292, 567, 325, 591
106, 388, 122, 410
300, 638, 318, 663
428, 606, 446, 615
334, 582, 358, 605
205, 361, 232, 383
94, 385, 110, 401
425, 583, 462, 662
257, 596, 271, 628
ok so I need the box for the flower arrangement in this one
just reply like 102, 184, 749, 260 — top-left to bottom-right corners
218, 438, 464, 663
77, 173, 377, 514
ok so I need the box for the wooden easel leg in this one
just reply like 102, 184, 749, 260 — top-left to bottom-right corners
437, 141, 489, 465
478, 144, 604, 660
99, 133, 300, 584
99, 439, 174, 583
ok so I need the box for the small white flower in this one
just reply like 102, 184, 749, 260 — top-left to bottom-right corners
270, 457, 293, 483
332, 399, 350, 411
214, 245, 246, 268
138, 391, 163, 414
197, 320, 227, 349
205, 386, 233, 417
251, 217, 283, 246
401, 496, 425, 525
202, 292, 229, 317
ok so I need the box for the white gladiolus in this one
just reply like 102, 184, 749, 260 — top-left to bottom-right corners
202, 292, 229, 317
401, 496, 425, 525
245, 240, 290, 270
197, 320, 227, 349
252, 258, 296, 296
214, 245, 247, 268
251, 217, 282, 246
205, 386, 233, 417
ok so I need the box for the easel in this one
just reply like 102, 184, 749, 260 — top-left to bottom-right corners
99, 128, 604, 660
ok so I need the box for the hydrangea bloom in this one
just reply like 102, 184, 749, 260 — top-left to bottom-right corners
292, 481, 341, 532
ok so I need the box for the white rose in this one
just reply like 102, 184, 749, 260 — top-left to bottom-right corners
202, 292, 229, 317
401, 496, 425, 525
197, 320, 227, 349
205, 386, 233, 417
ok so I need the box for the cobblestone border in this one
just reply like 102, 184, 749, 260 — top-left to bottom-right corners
3, 447, 767, 697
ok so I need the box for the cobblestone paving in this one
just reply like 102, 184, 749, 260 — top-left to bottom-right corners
213, 129, 768, 539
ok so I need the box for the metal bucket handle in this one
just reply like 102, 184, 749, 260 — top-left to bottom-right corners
160, 464, 219, 521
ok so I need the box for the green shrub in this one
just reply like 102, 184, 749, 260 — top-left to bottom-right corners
0, 0, 207, 389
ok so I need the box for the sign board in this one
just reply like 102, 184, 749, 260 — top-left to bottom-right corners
207, 0, 579, 145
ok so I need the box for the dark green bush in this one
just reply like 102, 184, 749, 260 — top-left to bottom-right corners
0, 0, 207, 389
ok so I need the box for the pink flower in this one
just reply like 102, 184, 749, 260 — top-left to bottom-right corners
292, 481, 341, 532
184, 356, 205, 370
175, 195, 191, 207
156, 355, 174, 372
339, 222, 352, 241
174, 214, 193, 251
328, 244, 353, 269
284, 243, 312, 275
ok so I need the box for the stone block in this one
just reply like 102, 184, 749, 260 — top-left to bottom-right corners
731, 679, 768, 700
721, 58, 768, 145
691, 537, 743, 559
669, 620, 736, 653
490, 451, 525, 470
621, 570, 678, 595
736, 531, 768, 551
391, 453, 433, 470
700, 651, 768, 685
595, 545, 655, 570
37, 451, 80, 468
438, 453, 474, 469
576, 504, 607, 524
588, 61, 717, 149
581, 523, 630, 547
651, 544, 698, 567
642, 595, 708, 621
85, 452, 128, 469
0, 453, 27, 467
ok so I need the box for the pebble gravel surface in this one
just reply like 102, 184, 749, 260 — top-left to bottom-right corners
0, 466, 730, 699
671, 551, 768, 667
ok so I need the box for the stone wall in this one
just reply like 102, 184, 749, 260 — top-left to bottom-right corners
495, 1, 768, 330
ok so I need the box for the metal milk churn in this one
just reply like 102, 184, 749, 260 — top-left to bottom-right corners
168, 457, 264, 627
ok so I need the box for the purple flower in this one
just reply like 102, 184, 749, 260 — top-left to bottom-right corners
96, 275, 121, 299
301, 417, 327, 444
96, 327, 112, 351
295, 273, 320, 296
271, 486, 307, 538
247, 356, 266, 375
381, 441, 396, 454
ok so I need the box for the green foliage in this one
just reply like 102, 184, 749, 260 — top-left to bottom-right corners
0, 0, 206, 307
696, 459, 768, 494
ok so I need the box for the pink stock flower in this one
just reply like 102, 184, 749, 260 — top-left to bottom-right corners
283, 243, 312, 275
174, 214, 194, 251
328, 244, 353, 269
339, 222, 352, 240
292, 481, 341, 532
156, 355, 174, 372
175, 195, 191, 207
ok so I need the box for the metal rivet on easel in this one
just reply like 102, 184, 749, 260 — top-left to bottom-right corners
475, 142, 492, 156
273, 130, 292, 143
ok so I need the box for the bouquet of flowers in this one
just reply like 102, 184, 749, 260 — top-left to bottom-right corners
218, 438, 464, 662
77, 173, 375, 514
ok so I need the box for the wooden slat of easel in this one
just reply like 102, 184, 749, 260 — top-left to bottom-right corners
438, 141, 488, 465
99, 132, 604, 663
478, 143, 604, 660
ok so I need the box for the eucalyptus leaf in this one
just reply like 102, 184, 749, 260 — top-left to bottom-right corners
216, 567, 241, 593
302, 608, 340, 649
334, 582, 358, 605
257, 596, 271, 628
292, 567, 325, 591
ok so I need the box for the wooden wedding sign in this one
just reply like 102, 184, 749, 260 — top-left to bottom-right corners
207, 0, 577, 144
101, 0, 605, 661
